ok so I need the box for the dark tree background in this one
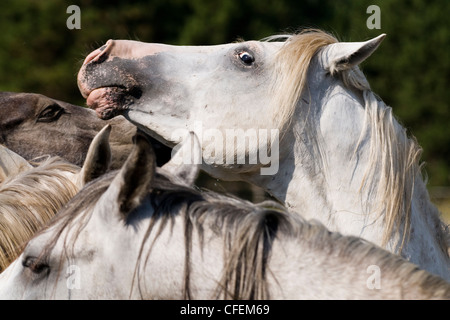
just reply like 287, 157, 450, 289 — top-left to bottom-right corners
0, 1, 448, 210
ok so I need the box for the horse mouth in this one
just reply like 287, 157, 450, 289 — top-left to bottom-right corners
86, 86, 142, 120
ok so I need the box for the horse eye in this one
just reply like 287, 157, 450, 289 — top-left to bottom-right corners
22, 256, 50, 275
238, 51, 255, 65
37, 104, 65, 123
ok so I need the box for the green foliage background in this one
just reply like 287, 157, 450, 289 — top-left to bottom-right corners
0, 0, 448, 188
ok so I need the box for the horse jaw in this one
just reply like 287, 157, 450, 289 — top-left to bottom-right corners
161, 131, 201, 186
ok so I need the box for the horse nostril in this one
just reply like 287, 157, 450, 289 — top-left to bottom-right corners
83, 48, 103, 65
83, 40, 115, 65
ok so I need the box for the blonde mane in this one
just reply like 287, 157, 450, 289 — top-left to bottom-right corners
269, 29, 338, 132
0, 157, 80, 271
358, 91, 419, 250
270, 29, 448, 255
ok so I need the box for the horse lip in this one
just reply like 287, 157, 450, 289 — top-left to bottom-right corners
79, 82, 91, 99
86, 86, 124, 107
86, 88, 104, 108
77, 71, 94, 99
84, 84, 141, 102
85, 85, 142, 119
85, 87, 121, 120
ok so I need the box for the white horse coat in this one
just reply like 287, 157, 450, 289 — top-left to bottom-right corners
77, 30, 449, 280
0, 134, 448, 299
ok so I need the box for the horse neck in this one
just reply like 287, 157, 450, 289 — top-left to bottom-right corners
267, 224, 450, 299
249, 83, 380, 237
247, 81, 450, 279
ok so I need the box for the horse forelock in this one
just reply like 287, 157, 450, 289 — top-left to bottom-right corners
269, 29, 374, 134
269, 29, 338, 133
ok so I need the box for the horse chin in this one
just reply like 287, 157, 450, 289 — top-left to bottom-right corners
86, 87, 133, 120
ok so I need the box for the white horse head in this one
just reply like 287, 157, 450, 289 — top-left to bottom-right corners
1, 133, 449, 299
77, 30, 449, 280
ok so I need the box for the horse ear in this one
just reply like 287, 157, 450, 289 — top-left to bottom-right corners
323, 34, 386, 74
110, 130, 156, 220
0, 145, 32, 182
162, 132, 201, 186
77, 124, 112, 187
